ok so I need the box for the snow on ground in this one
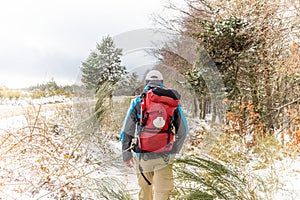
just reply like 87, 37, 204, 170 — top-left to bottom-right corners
247, 154, 300, 200
0, 116, 27, 130
268, 156, 300, 200
186, 117, 300, 200
0, 101, 139, 200
109, 141, 139, 199
1, 100, 300, 200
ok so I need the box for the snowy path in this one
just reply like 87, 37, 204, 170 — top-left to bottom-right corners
109, 141, 139, 199
0, 103, 70, 119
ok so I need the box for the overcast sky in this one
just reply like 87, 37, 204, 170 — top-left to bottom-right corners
0, 0, 176, 88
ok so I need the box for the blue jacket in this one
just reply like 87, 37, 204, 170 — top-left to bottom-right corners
120, 86, 188, 162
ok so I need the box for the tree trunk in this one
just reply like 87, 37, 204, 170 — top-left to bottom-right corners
198, 96, 209, 120
202, 98, 207, 120
265, 69, 274, 134
211, 102, 217, 123
193, 97, 198, 118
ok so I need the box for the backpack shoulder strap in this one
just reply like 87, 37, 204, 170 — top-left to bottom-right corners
152, 87, 181, 100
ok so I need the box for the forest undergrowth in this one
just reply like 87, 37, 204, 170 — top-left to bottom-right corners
1, 95, 300, 200
0, 98, 131, 199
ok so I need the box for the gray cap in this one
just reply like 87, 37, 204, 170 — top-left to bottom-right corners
145, 70, 163, 87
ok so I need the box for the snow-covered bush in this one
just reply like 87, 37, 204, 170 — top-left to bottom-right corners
0, 98, 130, 199
177, 120, 300, 200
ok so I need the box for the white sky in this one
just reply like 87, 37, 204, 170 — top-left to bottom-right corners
0, 0, 175, 88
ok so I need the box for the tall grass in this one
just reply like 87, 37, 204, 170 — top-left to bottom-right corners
174, 155, 258, 200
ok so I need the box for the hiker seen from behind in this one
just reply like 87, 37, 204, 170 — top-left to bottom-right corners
120, 70, 188, 200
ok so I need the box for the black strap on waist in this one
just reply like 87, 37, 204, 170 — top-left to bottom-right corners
138, 157, 151, 185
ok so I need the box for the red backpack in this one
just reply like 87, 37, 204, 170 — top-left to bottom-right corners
138, 87, 180, 153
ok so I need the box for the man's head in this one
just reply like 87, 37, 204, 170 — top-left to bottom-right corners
145, 70, 163, 87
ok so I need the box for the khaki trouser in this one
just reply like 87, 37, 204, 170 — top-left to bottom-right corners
136, 156, 174, 200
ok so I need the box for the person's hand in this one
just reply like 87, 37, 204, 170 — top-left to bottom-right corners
124, 158, 135, 168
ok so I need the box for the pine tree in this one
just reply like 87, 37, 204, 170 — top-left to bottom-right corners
81, 35, 127, 92
114, 72, 142, 96
125, 72, 141, 95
